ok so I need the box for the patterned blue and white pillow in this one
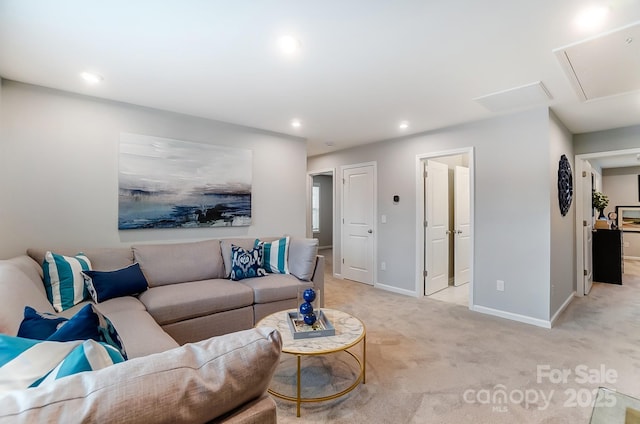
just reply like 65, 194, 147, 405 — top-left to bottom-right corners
42, 252, 92, 312
0, 335, 124, 392
255, 237, 290, 274
230, 245, 267, 281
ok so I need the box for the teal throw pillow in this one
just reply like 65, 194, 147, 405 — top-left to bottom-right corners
42, 251, 92, 312
255, 236, 290, 274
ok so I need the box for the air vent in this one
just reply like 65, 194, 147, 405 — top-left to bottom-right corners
554, 21, 640, 101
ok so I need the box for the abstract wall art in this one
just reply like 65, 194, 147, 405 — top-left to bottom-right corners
118, 133, 252, 229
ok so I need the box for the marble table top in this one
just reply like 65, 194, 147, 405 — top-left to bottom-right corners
257, 308, 365, 355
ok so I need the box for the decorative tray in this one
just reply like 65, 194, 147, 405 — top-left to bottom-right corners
287, 310, 335, 339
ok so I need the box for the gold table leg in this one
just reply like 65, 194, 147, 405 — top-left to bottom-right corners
296, 355, 301, 417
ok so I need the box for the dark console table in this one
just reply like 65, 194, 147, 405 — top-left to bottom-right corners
592, 229, 622, 284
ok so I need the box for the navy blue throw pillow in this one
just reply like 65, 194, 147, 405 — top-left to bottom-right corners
230, 245, 267, 281
81, 263, 148, 303
17, 307, 67, 339
16, 304, 127, 359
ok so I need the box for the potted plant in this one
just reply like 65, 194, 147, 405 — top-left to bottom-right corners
592, 191, 609, 220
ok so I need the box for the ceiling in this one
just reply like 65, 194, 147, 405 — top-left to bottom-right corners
1, 1, 640, 158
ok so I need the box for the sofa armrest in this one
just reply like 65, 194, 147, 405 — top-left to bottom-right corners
0, 327, 282, 424
311, 255, 325, 307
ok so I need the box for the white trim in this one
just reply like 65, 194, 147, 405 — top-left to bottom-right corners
307, 168, 337, 278
340, 161, 378, 286
550, 292, 575, 327
471, 305, 552, 329
334, 273, 343, 279
623, 256, 640, 261
318, 245, 333, 250
376, 283, 419, 298
415, 147, 475, 310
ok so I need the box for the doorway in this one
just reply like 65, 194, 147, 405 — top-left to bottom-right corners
307, 169, 336, 276
415, 148, 474, 307
575, 147, 640, 296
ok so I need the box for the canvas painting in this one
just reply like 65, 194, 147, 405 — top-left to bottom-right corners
118, 133, 251, 229
617, 206, 640, 233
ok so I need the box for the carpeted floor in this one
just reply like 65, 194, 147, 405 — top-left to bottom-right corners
274, 253, 640, 423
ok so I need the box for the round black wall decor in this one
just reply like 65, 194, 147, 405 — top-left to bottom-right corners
557, 154, 573, 216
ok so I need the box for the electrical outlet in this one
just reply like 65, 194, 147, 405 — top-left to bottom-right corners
497, 280, 505, 291
381, 215, 387, 223
381, 262, 386, 271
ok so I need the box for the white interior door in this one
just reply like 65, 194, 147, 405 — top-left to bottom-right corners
454, 166, 470, 286
342, 164, 375, 285
582, 161, 594, 294
425, 160, 449, 295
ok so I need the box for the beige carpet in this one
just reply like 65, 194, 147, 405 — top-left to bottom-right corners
274, 255, 640, 423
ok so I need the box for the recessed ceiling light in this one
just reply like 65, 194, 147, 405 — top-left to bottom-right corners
80, 71, 103, 84
278, 35, 301, 55
291, 119, 302, 128
574, 5, 610, 31
399, 121, 409, 130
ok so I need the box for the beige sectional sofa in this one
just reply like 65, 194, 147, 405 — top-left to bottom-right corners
0, 236, 324, 423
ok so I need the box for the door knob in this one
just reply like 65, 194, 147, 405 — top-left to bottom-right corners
368, 229, 373, 234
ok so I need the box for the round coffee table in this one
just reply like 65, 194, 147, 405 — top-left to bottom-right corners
256, 308, 366, 417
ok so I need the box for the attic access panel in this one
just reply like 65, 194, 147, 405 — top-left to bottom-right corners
554, 22, 640, 101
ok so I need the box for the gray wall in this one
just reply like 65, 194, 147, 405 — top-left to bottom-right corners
603, 166, 640, 259
309, 107, 558, 322
574, 125, 640, 154
0, 80, 307, 258
312, 174, 333, 248
549, 111, 576, 317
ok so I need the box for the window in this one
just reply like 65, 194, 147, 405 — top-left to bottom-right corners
312, 184, 320, 232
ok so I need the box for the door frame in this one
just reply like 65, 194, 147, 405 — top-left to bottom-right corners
340, 161, 378, 286
574, 147, 640, 296
307, 168, 337, 277
415, 147, 475, 308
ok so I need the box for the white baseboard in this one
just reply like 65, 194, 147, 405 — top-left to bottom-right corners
333, 273, 343, 279
624, 255, 640, 260
318, 245, 333, 250
471, 305, 552, 329
550, 291, 575, 327
375, 283, 420, 298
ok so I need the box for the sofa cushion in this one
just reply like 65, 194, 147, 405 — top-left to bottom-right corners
221, 237, 278, 278
0, 336, 124, 392
256, 236, 290, 274
0, 262, 55, 336
28, 247, 134, 272
81, 263, 148, 302
230, 245, 267, 281
288, 237, 319, 281
0, 327, 282, 424
95, 305, 178, 358
133, 240, 225, 287
138, 279, 254, 326
42, 252, 92, 312
239, 273, 312, 304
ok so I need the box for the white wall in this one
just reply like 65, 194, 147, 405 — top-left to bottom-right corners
309, 107, 555, 323
549, 111, 576, 318
0, 81, 307, 258
603, 166, 640, 259
575, 125, 640, 154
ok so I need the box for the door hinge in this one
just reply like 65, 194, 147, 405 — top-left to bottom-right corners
424, 220, 428, 228
423, 270, 428, 277
342, 178, 345, 184
424, 171, 428, 178
583, 220, 587, 227
583, 269, 588, 276
342, 258, 345, 264
582, 171, 587, 177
